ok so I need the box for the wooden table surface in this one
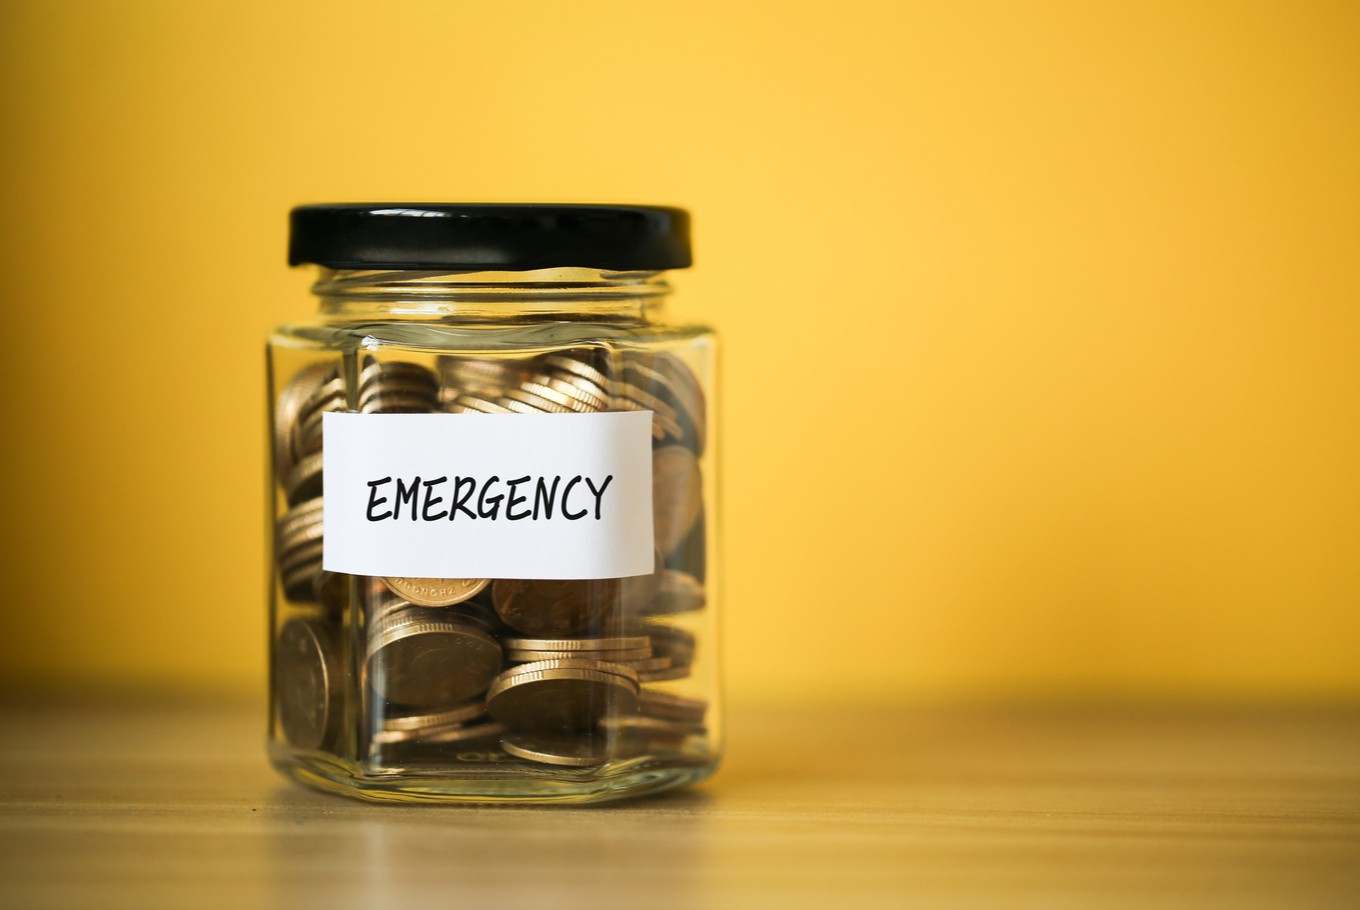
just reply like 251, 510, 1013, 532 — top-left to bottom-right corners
0, 697, 1356, 909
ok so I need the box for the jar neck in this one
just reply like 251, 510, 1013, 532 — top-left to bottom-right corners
311, 267, 672, 323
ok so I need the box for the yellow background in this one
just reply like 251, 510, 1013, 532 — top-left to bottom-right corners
1, 0, 1356, 703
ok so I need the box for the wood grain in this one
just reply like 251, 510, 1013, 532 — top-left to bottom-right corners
0, 699, 1356, 909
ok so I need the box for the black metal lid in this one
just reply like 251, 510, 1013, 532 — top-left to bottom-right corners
289, 203, 691, 271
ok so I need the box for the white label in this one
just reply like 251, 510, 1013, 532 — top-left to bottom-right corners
322, 411, 654, 579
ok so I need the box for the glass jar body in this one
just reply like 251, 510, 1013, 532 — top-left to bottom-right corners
266, 269, 719, 803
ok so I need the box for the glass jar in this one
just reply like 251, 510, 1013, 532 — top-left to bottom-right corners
267, 204, 719, 803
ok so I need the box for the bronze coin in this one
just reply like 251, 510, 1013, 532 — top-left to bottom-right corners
492, 578, 621, 638
637, 665, 692, 683
439, 356, 536, 400
291, 377, 345, 462
382, 577, 490, 607
644, 569, 706, 615
496, 658, 640, 684
600, 714, 705, 745
503, 636, 650, 652
620, 548, 666, 613
381, 701, 487, 733
532, 374, 610, 412
500, 730, 643, 767
367, 617, 503, 707
645, 624, 696, 668
646, 352, 706, 455
507, 648, 653, 663
274, 362, 338, 478
638, 691, 708, 724
374, 702, 490, 744
486, 666, 639, 733
652, 446, 703, 556
542, 354, 611, 390
448, 394, 513, 414
275, 618, 337, 750
283, 451, 325, 506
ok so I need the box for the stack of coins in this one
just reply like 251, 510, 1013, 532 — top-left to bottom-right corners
357, 358, 439, 414
272, 350, 712, 765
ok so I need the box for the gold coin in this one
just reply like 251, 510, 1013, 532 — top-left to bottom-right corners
634, 352, 706, 455
503, 636, 650, 652
275, 618, 338, 751
645, 624, 696, 668
637, 665, 692, 683
543, 354, 611, 390
283, 451, 325, 506
615, 655, 673, 672
422, 721, 505, 745
506, 648, 653, 663
439, 356, 535, 400
291, 377, 345, 462
645, 569, 706, 615
367, 616, 503, 707
501, 730, 642, 767
274, 362, 338, 478
638, 691, 708, 723
492, 578, 621, 638
599, 714, 705, 744
448, 394, 513, 414
373, 702, 492, 744
382, 577, 490, 607
486, 666, 639, 732
494, 658, 639, 685
518, 380, 600, 413
652, 446, 703, 556
532, 375, 610, 411
381, 702, 487, 733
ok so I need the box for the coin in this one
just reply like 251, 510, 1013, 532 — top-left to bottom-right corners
645, 569, 706, 615
613, 381, 685, 443
533, 374, 610, 411
620, 548, 665, 614
518, 380, 599, 413
373, 702, 491, 744
501, 730, 643, 767
501, 388, 575, 414
276, 497, 323, 544
637, 665, 692, 683
283, 451, 325, 506
599, 714, 705, 745
503, 636, 650, 652
613, 655, 673, 673
492, 578, 622, 638
274, 362, 338, 478
382, 701, 487, 733
367, 615, 503, 707
276, 499, 325, 602
638, 691, 708, 724
382, 577, 490, 607
448, 394, 513, 414
275, 618, 337, 750
638, 352, 706, 454
652, 446, 703, 556
645, 623, 696, 668
486, 665, 639, 732
438, 356, 536, 400
506, 648, 653, 663
422, 721, 506, 745
542, 353, 611, 390
292, 376, 345, 462
497, 657, 640, 684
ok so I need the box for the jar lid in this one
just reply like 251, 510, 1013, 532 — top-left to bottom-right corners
289, 204, 691, 271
